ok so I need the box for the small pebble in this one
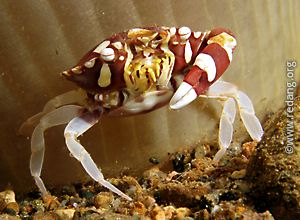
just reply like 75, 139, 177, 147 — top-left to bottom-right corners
55, 208, 75, 220
149, 157, 160, 165
0, 190, 16, 204
195, 209, 210, 220
79, 189, 95, 199
195, 144, 210, 158
166, 171, 179, 181
163, 206, 176, 219
236, 181, 250, 193
0, 214, 21, 220
43, 195, 60, 210
175, 207, 191, 219
94, 192, 113, 209
5, 202, 19, 215
150, 206, 165, 220
31, 199, 45, 213
33, 212, 59, 220
241, 141, 257, 158
131, 202, 146, 216
172, 153, 186, 172
112, 198, 121, 210
0, 199, 6, 212
142, 196, 156, 208
231, 169, 246, 179
0, 190, 17, 214
69, 197, 82, 208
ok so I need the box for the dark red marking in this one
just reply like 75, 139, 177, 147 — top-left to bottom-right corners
202, 43, 230, 79
183, 42, 232, 95
183, 66, 209, 95
189, 33, 205, 60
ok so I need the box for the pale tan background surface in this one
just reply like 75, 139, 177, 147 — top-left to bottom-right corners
0, 0, 299, 193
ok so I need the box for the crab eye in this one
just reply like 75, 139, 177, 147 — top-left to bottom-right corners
100, 48, 115, 62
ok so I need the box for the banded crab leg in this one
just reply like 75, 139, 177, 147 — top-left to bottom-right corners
30, 105, 82, 196
199, 80, 263, 160
170, 80, 263, 160
64, 111, 132, 201
31, 104, 132, 201
19, 89, 86, 136
214, 97, 236, 161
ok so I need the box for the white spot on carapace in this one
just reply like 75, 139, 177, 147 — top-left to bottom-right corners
178, 26, 191, 41
98, 64, 111, 87
169, 27, 176, 36
193, 31, 202, 38
62, 70, 70, 76
184, 41, 192, 64
71, 66, 82, 74
112, 41, 123, 50
101, 47, 115, 62
84, 58, 96, 68
170, 81, 197, 109
194, 53, 217, 82
119, 55, 125, 61
93, 40, 110, 54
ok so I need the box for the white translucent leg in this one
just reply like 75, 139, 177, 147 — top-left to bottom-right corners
199, 80, 263, 160
214, 98, 236, 161
30, 105, 82, 196
43, 89, 86, 111
20, 90, 86, 136
235, 91, 264, 141
64, 113, 132, 201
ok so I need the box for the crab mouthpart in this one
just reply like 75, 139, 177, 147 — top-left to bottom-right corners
169, 82, 197, 109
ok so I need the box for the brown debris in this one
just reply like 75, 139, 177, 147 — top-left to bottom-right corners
247, 98, 300, 219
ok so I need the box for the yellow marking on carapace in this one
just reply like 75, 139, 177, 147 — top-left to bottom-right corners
98, 64, 111, 87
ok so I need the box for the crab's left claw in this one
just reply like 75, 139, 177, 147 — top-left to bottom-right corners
170, 29, 236, 109
169, 80, 198, 109
169, 65, 209, 109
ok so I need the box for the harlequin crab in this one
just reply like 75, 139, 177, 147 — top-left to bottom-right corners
22, 26, 263, 201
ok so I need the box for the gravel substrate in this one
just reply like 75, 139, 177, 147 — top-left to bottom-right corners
0, 97, 299, 220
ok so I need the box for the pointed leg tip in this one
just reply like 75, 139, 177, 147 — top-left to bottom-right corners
213, 148, 227, 161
